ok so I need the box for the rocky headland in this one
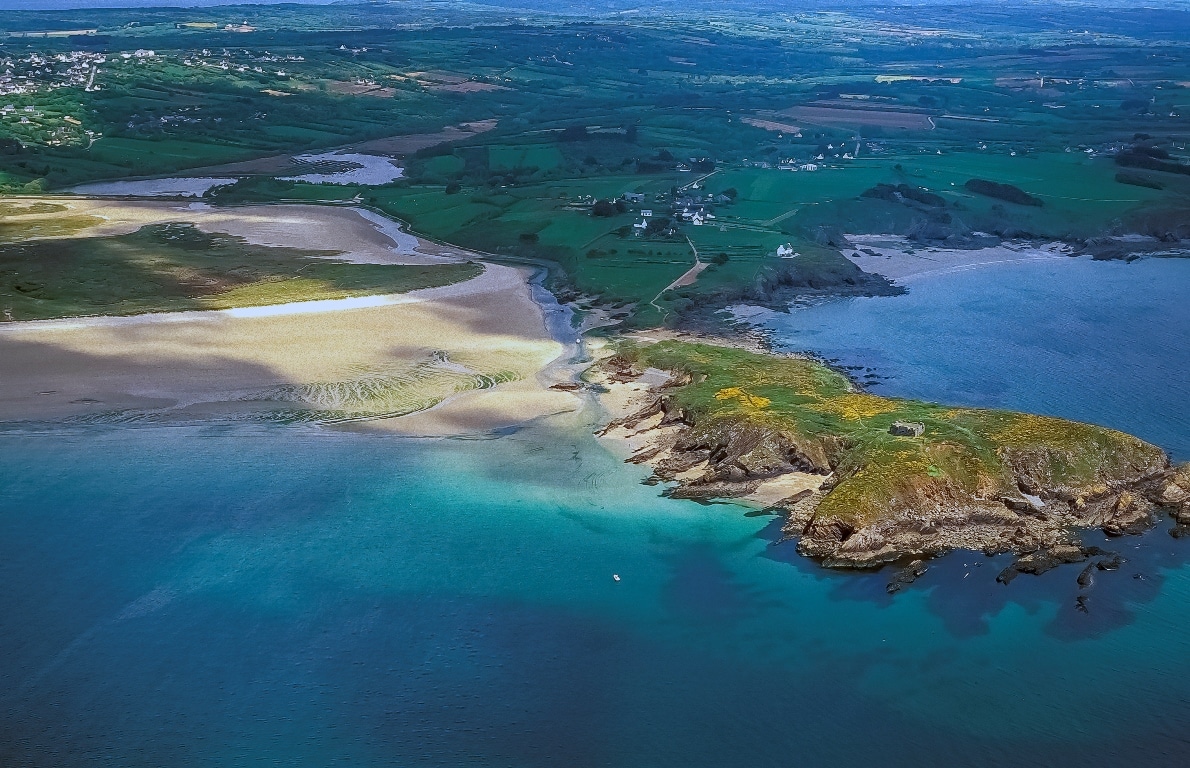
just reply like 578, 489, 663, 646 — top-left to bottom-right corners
591, 339, 1190, 576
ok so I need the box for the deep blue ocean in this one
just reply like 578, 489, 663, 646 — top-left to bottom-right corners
2, 256, 1189, 766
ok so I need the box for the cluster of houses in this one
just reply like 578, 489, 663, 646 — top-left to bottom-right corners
0, 50, 106, 96
180, 49, 304, 77
1, 104, 39, 121
743, 141, 870, 172
175, 21, 256, 33
0, 102, 98, 146
672, 156, 714, 173
673, 190, 731, 226
747, 158, 821, 171
0, 51, 108, 145
619, 188, 734, 233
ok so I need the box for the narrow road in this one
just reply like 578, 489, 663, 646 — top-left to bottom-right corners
648, 236, 705, 317
678, 168, 719, 193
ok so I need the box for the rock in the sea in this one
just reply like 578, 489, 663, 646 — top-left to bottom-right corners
886, 560, 929, 594
1077, 563, 1096, 589
997, 544, 1092, 584
889, 421, 925, 437
1096, 554, 1125, 571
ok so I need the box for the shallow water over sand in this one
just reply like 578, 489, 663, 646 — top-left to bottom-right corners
1, 417, 1189, 767
69, 176, 237, 197
280, 152, 405, 185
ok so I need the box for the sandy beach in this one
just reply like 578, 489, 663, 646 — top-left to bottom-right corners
843, 235, 1072, 282
588, 337, 826, 509
0, 262, 581, 435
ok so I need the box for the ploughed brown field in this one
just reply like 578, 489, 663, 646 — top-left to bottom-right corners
776, 104, 934, 130
741, 116, 803, 134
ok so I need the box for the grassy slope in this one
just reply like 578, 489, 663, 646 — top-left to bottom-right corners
615, 340, 1165, 530
0, 223, 480, 320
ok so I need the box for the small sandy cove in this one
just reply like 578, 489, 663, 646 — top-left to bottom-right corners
842, 235, 1071, 282
0, 201, 581, 435
588, 336, 827, 509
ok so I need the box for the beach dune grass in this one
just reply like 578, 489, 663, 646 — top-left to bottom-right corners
250, 351, 523, 423
0, 223, 481, 321
0, 214, 105, 244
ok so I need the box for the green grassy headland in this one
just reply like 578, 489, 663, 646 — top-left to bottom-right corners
612, 340, 1165, 533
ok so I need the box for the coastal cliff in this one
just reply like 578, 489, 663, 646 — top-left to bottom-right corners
593, 340, 1189, 571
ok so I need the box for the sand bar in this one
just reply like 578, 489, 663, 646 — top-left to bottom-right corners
7, 197, 462, 265
0, 263, 581, 435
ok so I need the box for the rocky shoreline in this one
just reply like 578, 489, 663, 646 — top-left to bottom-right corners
590, 344, 1190, 579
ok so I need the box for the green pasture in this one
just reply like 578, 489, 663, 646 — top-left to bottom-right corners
0, 6, 1182, 325
489, 144, 564, 172
79, 136, 257, 177
422, 154, 465, 176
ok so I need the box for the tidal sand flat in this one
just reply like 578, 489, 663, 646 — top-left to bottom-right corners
4, 197, 460, 265
841, 235, 1073, 281
0, 261, 578, 433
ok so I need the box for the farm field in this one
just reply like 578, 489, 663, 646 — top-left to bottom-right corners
0, 0, 1186, 326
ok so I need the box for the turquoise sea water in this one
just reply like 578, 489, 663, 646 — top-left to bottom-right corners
2, 419, 1190, 766
2, 256, 1189, 766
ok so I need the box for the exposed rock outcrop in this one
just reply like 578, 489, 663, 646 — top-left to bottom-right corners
595, 348, 1184, 575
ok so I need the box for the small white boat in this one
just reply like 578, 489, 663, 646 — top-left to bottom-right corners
613, 574, 621, 582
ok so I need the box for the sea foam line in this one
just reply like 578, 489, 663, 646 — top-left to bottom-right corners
0, 294, 423, 332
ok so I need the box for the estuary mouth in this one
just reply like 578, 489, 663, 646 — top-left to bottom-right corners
3, 2, 1189, 764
